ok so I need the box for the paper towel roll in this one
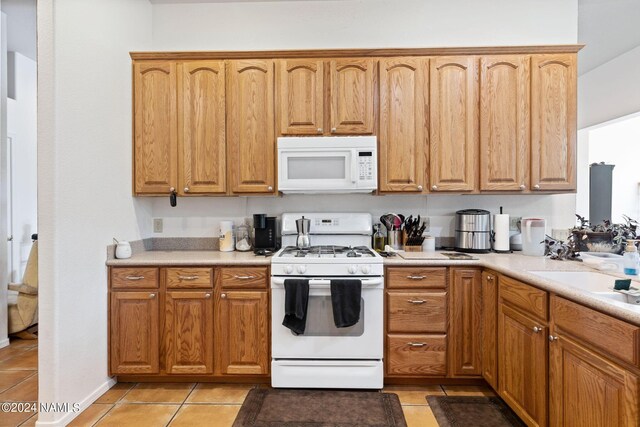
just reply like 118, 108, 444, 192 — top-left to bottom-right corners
494, 214, 510, 252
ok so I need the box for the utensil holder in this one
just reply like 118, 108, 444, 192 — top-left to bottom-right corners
388, 230, 402, 250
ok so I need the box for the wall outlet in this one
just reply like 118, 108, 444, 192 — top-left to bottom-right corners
153, 218, 163, 233
510, 216, 521, 231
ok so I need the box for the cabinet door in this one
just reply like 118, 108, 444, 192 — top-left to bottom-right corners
430, 56, 478, 192
480, 55, 530, 191
227, 60, 276, 194
531, 54, 577, 191
179, 61, 226, 194
277, 59, 324, 135
165, 291, 214, 374
329, 58, 375, 134
481, 271, 498, 389
549, 334, 640, 427
449, 268, 482, 377
379, 57, 428, 192
498, 303, 548, 427
215, 290, 269, 375
110, 291, 159, 374
133, 61, 178, 194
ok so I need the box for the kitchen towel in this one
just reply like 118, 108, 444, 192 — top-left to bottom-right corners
330, 279, 362, 328
283, 279, 310, 335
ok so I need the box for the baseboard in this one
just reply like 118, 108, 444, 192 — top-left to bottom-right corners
35, 377, 116, 427
0, 338, 9, 349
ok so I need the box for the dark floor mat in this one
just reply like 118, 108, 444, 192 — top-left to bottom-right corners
427, 395, 526, 427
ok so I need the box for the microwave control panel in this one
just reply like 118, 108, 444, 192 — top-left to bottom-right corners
358, 151, 374, 181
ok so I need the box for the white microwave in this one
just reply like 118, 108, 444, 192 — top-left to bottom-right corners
277, 136, 378, 194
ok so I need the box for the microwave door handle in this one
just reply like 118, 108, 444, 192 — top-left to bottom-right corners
350, 149, 358, 184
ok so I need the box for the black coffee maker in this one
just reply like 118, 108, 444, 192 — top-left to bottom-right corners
253, 214, 280, 255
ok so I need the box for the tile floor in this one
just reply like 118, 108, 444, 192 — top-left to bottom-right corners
0, 337, 39, 427
0, 338, 498, 427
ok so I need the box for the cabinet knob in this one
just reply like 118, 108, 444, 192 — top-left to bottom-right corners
417, 185, 423, 191
184, 187, 190, 193
149, 293, 156, 298
487, 275, 493, 280
519, 184, 525, 190
221, 293, 227, 299
205, 293, 211, 299
431, 185, 438, 191
331, 127, 337, 133
533, 326, 542, 333
169, 187, 175, 192
534, 184, 541, 190
317, 128, 323, 133
549, 335, 558, 342
267, 186, 273, 191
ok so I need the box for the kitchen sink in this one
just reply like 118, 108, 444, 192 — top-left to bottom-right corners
527, 270, 640, 305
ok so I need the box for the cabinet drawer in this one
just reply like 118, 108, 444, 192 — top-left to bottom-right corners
166, 268, 213, 289
499, 275, 548, 320
386, 267, 446, 289
220, 267, 268, 289
552, 295, 640, 367
111, 268, 159, 289
386, 334, 447, 376
387, 291, 447, 333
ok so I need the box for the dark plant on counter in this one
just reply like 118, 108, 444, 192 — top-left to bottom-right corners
545, 214, 639, 260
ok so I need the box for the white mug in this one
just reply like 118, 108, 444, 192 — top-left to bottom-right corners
115, 240, 132, 259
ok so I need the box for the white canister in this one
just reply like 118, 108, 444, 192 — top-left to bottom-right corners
114, 239, 132, 259
219, 221, 235, 252
422, 236, 436, 252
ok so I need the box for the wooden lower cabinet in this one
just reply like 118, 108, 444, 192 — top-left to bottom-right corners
110, 291, 160, 375
215, 290, 270, 375
498, 303, 548, 427
164, 291, 214, 374
481, 270, 498, 389
386, 334, 447, 376
449, 268, 482, 377
549, 334, 639, 427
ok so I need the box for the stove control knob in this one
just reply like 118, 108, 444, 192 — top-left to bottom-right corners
348, 265, 358, 274
361, 265, 371, 274
297, 265, 307, 274
284, 265, 294, 274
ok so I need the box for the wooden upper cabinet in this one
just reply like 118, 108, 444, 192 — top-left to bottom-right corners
480, 55, 530, 191
110, 291, 159, 375
379, 57, 428, 192
329, 58, 375, 134
133, 61, 178, 194
277, 59, 324, 135
165, 291, 214, 374
531, 54, 577, 191
429, 56, 479, 192
549, 334, 640, 427
449, 268, 482, 377
227, 60, 276, 194
178, 61, 226, 195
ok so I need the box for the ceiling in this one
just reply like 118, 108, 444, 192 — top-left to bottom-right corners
578, 0, 640, 75
1, 0, 36, 61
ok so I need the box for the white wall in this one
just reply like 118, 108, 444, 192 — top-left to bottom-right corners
0, 12, 9, 349
37, 0, 153, 425
152, 0, 577, 50
578, 45, 640, 129
7, 52, 37, 282
149, 0, 579, 239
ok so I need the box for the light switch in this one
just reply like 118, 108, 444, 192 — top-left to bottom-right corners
153, 218, 163, 233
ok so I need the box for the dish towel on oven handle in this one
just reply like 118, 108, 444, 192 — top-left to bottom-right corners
283, 279, 310, 335
330, 279, 362, 328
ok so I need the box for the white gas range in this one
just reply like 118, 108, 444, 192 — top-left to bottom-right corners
271, 213, 384, 389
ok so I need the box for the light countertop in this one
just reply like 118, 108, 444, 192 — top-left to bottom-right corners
107, 249, 640, 325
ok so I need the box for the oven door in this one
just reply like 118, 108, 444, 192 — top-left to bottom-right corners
271, 277, 383, 360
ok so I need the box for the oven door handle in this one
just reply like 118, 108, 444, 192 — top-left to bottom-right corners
271, 277, 383, 288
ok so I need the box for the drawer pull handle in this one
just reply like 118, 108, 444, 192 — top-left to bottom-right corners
406, 275, 426, 280
234, 275, 256, 280
149, 293, 156, 298
407, 299, 426, 304
407, 342, 426, 347
177, 275, 199, 281
125, 275, 145, 281
533, 326, 542, 333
